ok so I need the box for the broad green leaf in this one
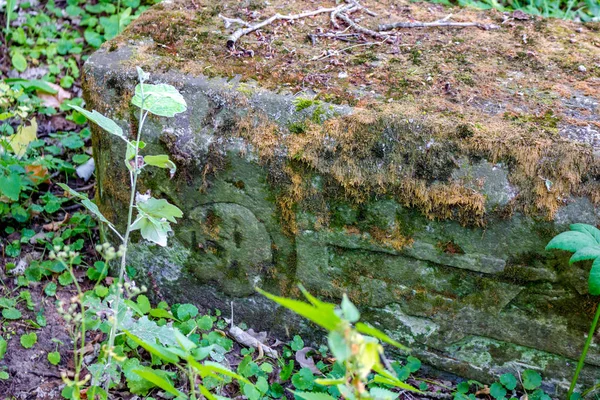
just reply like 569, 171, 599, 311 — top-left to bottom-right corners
20, 332, 37, 348
174, 330, 196, 352
589, 257, 600, 295
131, 83, 187, 117
137, 197, 183, 223
256, 287, 342, 331
0, 172, 22, 201
149, 308, 177, 319
490, 382, 507, 399
499, 373, 517, 390
203, 360, 252, 385
144, 155, 176, 175
546, 231, 598, 253
6, 79, 57, 94
130, 216, 170, 247
126, 140, 146, 161
243, 383, 261, 400
570, 246, 600, 265
293, 392, 337, 400
2, 308, 22, 320
522, 369, 542, 390
12, 52, 27, 72
47, 351, 61, 365
405, 356, 421, 373
355, 322, 410, 351
121, 316, 178, 347
69, 105, 125, 140
132, 368, 184, 397
123, 331, 179, 363
570, 224, 600, 243
327, 331, 350, 363
341, 294, 360, 323
136, 295, 151, 314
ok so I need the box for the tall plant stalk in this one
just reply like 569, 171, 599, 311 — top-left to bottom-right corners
104, 82, 148, 390
568, 304, 600, 398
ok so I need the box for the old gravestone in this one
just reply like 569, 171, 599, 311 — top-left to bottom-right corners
83, 0, 600, 393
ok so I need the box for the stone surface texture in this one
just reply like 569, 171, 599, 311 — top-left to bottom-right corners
83, 0, 600, 394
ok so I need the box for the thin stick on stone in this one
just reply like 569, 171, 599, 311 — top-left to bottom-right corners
223, 5, 346, 49
378, 19, 500, 31
219, 14, 252, 29
336, 10, 392, 40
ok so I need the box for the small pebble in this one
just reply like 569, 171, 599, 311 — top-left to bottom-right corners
578, 65, 587, 72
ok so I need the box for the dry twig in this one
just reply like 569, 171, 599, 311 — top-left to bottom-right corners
222, 5, 346, 49
378, 19, 500, 31
220, 0, 500, 51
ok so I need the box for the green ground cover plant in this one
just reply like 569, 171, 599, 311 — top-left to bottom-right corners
425, 0, 599, 21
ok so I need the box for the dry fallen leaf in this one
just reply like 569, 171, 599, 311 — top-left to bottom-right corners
25, 164, 50, 185
295, 347, 321, 374
228, 325, 279, 358
8, 118, 37, 159
476, 385, 490, 396
37, 82, 71, 108
43, 213, 69, 232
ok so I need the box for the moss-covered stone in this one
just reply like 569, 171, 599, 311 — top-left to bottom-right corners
85, 0, 600, 395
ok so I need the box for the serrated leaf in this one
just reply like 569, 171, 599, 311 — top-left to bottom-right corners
522, 369, 542, 390
256, 287, 341, 331
355, 322, 410, 351
570, 224, 600, 243
499, 373, 517, 390
124, 330, 179, 363
121, 316, 178, 347
2, 308, 21, 320
546, 231, 598, 253
131, 83, 187, 117
69, 105, 125, 140
293, 392, 337, 400
132, 368, 183, 397
490, 382, 507, 399
570, 246, 600, 265
589, 257, 600, 295
370, 387, 400, 400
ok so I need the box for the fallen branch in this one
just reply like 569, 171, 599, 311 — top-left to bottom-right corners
223, 5, 345, 49
378, 19, 500, 31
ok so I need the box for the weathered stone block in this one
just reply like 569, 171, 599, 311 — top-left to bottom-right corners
84, 0, 600, 394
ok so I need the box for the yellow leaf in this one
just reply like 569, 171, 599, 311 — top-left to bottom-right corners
9, 118, 37, 158
357, 341, 382, 379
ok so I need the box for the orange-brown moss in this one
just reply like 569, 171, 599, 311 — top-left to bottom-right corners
97, 0, 600, 226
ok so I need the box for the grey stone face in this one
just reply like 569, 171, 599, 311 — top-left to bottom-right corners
86, 9, 600, 393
